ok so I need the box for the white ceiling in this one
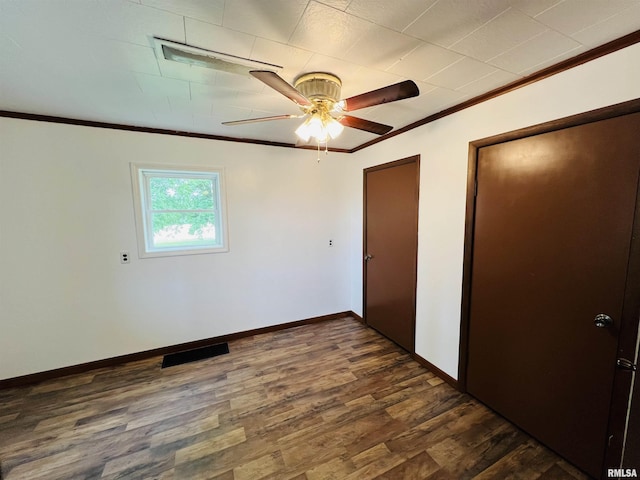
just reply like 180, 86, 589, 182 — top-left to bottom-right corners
1, 0, 639, 150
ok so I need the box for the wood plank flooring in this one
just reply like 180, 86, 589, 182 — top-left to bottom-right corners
0, 317, 589, 479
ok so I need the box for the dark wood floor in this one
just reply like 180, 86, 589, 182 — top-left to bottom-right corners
0, 317, 588, 479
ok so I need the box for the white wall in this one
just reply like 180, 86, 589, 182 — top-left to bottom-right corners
0, 121, 352, 380
349, 42, 640, 380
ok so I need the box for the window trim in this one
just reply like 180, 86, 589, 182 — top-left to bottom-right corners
130, 163, 229, 258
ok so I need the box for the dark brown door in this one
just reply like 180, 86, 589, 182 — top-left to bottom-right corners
364, 157, 419, 352
466, 112, 640, 478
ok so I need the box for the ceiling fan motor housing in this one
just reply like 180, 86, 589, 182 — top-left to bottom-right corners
294, 72, 342, 107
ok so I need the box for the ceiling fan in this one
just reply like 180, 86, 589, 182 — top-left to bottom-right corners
222, 71, 419, 145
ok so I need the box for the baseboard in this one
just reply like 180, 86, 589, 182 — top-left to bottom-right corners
0, 311, 356, 390
412, 352, 461, 391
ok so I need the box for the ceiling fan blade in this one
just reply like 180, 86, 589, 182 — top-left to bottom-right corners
341, 80, 419, 112
250, 70, 312, 107
338, 115, 393, 135
222, 114, 301, 126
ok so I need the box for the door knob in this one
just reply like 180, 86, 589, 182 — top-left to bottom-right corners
594, 313, 613, 328
364, 254, 373, 261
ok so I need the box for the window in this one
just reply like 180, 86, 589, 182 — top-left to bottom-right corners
131, 164, 228, 257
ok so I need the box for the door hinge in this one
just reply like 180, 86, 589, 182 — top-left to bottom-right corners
616, 358, 637, 371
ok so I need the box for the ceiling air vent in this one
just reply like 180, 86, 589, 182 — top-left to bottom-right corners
153, 38, 282, 76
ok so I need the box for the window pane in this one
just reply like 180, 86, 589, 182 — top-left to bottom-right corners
149, 177, 215, 211
151, 212, 217, 248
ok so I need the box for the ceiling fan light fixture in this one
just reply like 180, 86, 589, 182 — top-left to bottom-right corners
295, 112, 344, 143
295, 118, 313, 142
325, 116, 344, 139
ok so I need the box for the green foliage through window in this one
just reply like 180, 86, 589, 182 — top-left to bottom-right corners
148, 177, 216, 240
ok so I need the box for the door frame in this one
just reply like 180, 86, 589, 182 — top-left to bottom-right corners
363, 155, 420, 353
458, 98, 640, 470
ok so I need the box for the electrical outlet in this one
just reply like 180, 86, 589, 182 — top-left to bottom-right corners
329, 239, 334, 247
120, 251, 130, 264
